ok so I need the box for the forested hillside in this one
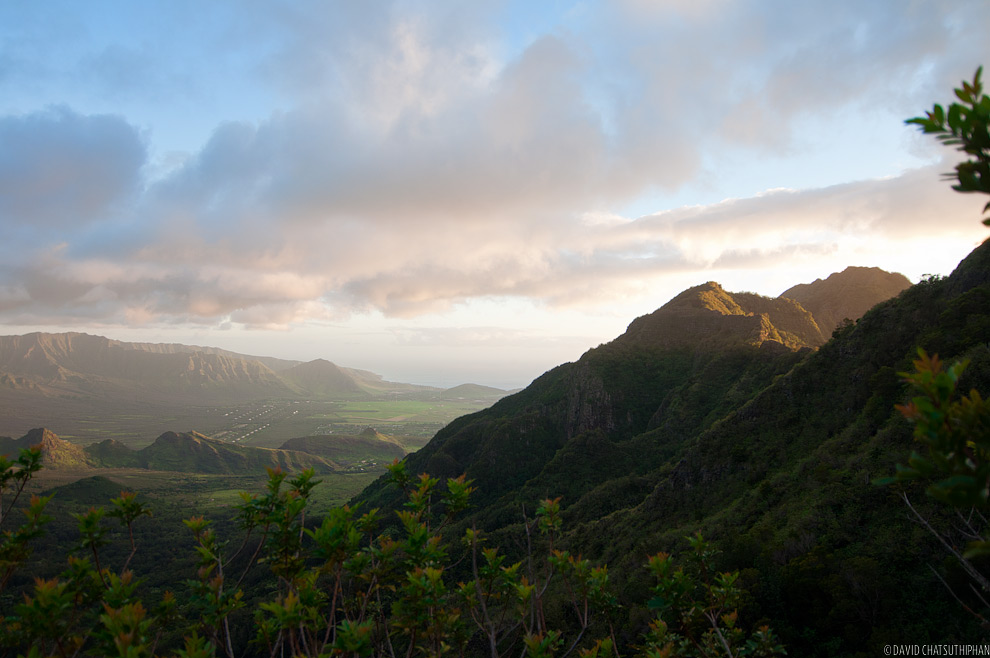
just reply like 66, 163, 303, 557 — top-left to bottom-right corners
356, 242, 990, 653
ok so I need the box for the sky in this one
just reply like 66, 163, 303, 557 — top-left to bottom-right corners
1, 0, 989, 389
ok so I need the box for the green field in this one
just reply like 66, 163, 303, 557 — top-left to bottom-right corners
30, 467, 381, 518
1, 394, 499, 518
202, 398, 490, 450
2, 396, 498, 451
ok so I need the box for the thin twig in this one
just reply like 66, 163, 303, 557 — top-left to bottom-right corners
902, 493, 990, 592
928, 564, 989, 625
969, 581, 990, 614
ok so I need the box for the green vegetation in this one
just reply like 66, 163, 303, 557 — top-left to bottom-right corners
0, 451, 783, 657
0, 397, 497, 451
279, 430, 405, 468
879, 352, 990, 625
883, 352, 990, 509
907, 66, 990, 224
875, 66, 990, 626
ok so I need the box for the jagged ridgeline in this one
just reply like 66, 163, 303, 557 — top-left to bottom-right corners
0, 427, 339, 474
357, 265, 913, 523
355, 251, 990, 651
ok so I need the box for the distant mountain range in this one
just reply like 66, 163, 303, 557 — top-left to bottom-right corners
439, 383, 512, 400
0, 426, 408, 474
0, 332, 508, 405
0, 267, 909, 411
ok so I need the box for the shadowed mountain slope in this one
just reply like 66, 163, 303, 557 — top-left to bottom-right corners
356, 269, 905, 527
353, 252, 987, 653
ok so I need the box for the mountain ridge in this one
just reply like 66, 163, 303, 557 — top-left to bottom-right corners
0, 333, 458, 407
0, 427, 340, 474
0, 265, 906, 413
351, 252, 983, 651
356, 265, 911, 520
618, 281, 826, 350
780, 265, 911, 336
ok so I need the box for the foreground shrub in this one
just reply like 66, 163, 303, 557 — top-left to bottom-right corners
0, 455, 782, 658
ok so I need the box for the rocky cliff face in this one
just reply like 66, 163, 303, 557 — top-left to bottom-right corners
0, 427, 90, 468
0, 333, 438, 406
0, 332, 294, 401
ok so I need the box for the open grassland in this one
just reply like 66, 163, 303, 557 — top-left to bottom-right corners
29, 467, 379, 517
204, 399, 488, 450
287, 399, 490, 449
0, 394, 494, 516
0, 392, 497, 518
1, 396, 498, 450
0, 394, 227, 447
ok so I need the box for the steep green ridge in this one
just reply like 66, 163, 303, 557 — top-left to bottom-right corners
568, 254, 990, 649
0, 428, 338, 474
0, 428, 90, 468
354, 249, 988, 653
356, 276, 859, 522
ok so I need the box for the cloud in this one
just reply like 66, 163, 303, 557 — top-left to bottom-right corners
8, 157, 984, 329
146, 34, 617, 233
1, 1, 989, 331
0, 106, 146, 229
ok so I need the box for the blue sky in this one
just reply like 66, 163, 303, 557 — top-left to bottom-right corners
1, 0, 988, 388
